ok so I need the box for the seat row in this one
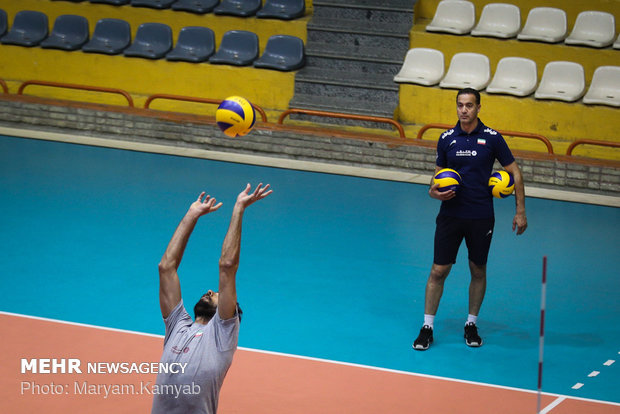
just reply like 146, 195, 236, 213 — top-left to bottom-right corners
0, 10, 305, 70
394, 48, 620, 107
427, 0, 620, 48
53, 0, 305, 19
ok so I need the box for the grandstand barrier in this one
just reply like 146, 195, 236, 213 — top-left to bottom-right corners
566, 139, 620, 156
416, 123, 554, 154
0, 79, 7, 94
144, 93, 268, 122
278, 109, 406, 138
18, 80, 134, 107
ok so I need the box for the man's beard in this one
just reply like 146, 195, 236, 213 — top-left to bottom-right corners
194, 299, 217, 320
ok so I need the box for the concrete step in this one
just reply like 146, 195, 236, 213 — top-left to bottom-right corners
314, 0, 415, 13
306, 41, 405, 65
296, 67, 399, 91
290, 93, 396, 118
294, 79, 398, 104
308, 17, 412, 38
312, 3, 414, 26
305, 55, 401, 75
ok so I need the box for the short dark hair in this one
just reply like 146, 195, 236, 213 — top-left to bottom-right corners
457, 88, 480, 105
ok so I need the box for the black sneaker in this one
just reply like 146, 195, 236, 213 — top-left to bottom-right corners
464, 322, 483, 347
412, 325, 434, 350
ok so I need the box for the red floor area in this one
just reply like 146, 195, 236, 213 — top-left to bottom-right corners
2, 313, 617, 414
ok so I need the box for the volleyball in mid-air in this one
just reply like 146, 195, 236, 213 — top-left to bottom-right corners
215, 96, 256, 137
488, 170, 515, 198
433, 168, 462, 192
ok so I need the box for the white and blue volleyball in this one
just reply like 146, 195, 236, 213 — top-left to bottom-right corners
216, 96, 256, 137
433, 168, 462, 192
488, 170, 515, 198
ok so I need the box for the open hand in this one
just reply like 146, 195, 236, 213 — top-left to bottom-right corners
236, 183, 273, 208
189, 192, 223, 217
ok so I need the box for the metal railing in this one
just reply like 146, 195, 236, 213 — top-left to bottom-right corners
416, 123, 555, 154
278, 108, 406, 138
566, 139, 620, 156
5, 79, 620, 164
18, 80, 134, 107
144, 94, 268, 123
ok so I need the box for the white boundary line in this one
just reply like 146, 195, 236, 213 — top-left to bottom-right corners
540, 396, 567, 413
2, 310, 619, 408
2, 126, 619, 208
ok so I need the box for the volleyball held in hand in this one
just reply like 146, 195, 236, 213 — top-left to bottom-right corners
433, 168, 462, 192
216, 96, 256, 137
488, 170, 515, 198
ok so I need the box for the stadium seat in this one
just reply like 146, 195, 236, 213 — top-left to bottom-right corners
0, 10, 48, 47
439, 52, 490, 90
82, 18, 131, 55
209, 30, 258, 65
471, 3, 520, 39
393, 48, 445, 86
583, 66, 620, 107
425, 0, 476, 35
614, 34, 620, 49
0, 9, 7, 37
564, 11, 616, 48
123, 23, 172, 59
486, 57, 537, 97
534, 61, 585, 102
171, 0, 219, 14
90, 0, 130, 5
166, 26, 215, 62
40, 15, 89, 51
213, 0, 261, 17
253, 35, 305, 71
130, 0, 176, 9
256, 0, 305, 20
517, 7, 567, 43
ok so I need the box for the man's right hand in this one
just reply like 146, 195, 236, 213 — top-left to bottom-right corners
189, 192, 223, 217
429, 183, 456, 201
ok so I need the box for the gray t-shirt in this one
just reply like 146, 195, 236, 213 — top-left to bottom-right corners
151, 300, 239, 414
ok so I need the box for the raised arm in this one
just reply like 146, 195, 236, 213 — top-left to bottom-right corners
218, 183, 272, 320
503, 161, 527, 235
158, 192, 222, 318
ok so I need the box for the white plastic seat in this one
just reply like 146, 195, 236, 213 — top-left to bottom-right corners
583, 66, 620, 107
565, 11, 616, 48
614, 33, 620, 49
393, 48, 445, 86
486, 57, 537, 96
534, 61, 585, 102
426, 0, 476, 35
439, 52, 490, 90
517, 7, 567, 43
471, 3, 521, 39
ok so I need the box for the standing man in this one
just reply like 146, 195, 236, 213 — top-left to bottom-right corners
152, 183, 272, 413
413, 88, 527, 351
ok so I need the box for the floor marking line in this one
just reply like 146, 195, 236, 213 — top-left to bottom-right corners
539, 396, 566, 414
588, 371, 600, 377
603, 360, 615, 366
572, 383, 584, 390
3, 310, 620, 407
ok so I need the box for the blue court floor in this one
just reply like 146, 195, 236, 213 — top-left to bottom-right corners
1, 135, 618, 404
